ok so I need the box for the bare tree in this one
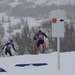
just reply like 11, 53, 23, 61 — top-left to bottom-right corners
13, 19, 33, 55
7, 23, 13, 35
0, 24, 5, 37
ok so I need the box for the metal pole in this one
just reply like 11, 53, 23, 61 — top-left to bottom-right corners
57, 37, 60, 69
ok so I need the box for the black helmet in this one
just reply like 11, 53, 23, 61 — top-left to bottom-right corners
10, 39, 13, 42
38, 30, 42, 33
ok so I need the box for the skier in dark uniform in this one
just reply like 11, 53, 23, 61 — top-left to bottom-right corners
2, 39, 16, 56
33, 30, 47, 54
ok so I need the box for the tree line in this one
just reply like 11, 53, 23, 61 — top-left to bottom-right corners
0, 17, 75, 55
13, 18, 75, 55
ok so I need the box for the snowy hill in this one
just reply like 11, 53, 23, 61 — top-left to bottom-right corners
0, 0, 75, 5
0, 0, 75, 18
0, 52, 75, 75
27, 0, 75, 5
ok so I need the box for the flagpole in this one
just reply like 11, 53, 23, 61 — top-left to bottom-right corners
57, 37, 60, 69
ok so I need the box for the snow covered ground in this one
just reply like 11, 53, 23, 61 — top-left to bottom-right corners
0, 52, 75, 75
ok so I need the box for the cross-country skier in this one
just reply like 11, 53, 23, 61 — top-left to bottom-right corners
33, 30, 47, 54
2, 39, 16, 56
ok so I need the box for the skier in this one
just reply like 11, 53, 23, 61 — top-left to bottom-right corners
33, 30, 47, 54
2, 39, 16, 56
